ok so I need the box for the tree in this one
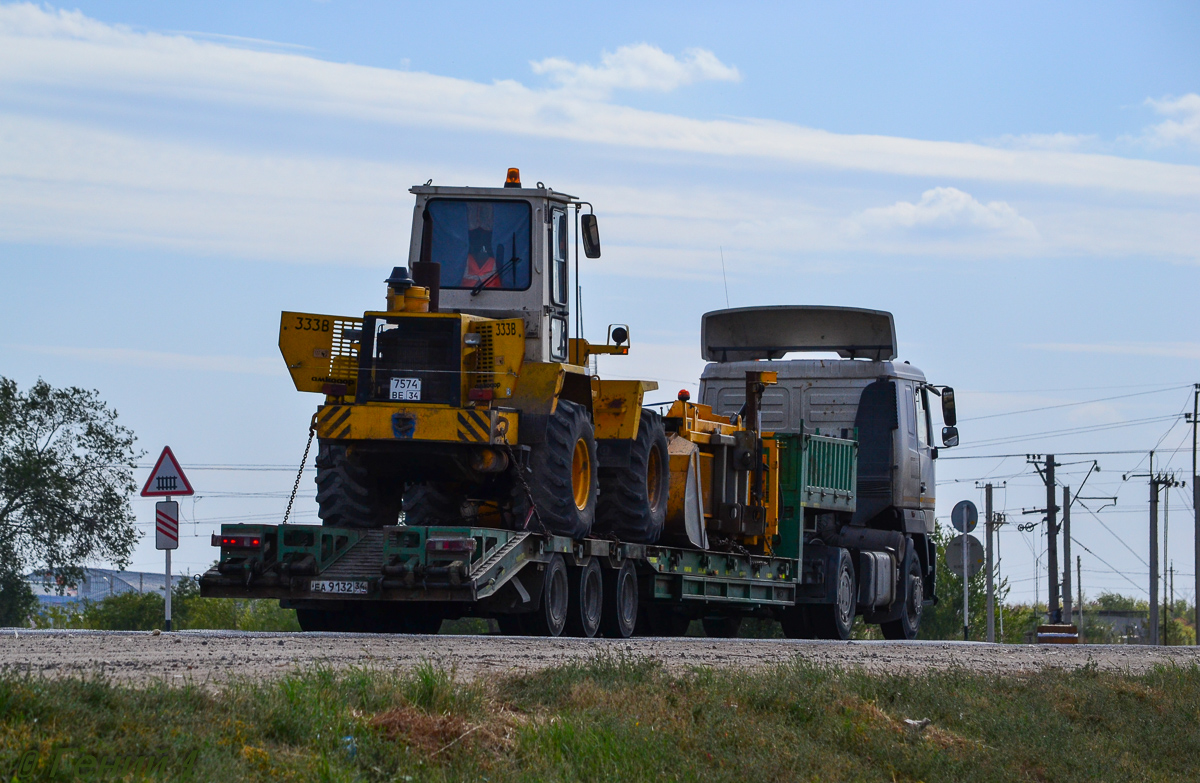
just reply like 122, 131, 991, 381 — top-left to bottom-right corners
919, 523, 1007, 641
0, 377, 140, 624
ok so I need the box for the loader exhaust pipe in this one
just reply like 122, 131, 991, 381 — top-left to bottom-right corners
412, 208, 440, 312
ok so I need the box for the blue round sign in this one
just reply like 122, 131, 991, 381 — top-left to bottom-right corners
951, 500, 979, 533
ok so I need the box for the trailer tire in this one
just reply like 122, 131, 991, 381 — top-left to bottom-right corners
595, 410, 669, 543
528, 554, 569, 637
565, 559, 603, 638
403, 483, 464, 525
701, 615, 743, 638
518, 400, 598, 539
880, 544, 923, 640
812, 549, 857, 640
315, 443, 399, 528
600, 560, 639, 638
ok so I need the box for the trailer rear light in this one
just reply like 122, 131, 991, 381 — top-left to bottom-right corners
212, 534, 262, 549
426, 537, 477, 554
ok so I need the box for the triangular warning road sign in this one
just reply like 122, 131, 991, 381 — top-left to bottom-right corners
141, 446, 194, 497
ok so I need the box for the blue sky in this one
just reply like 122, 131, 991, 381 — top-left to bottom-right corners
1, 1, 1198, 605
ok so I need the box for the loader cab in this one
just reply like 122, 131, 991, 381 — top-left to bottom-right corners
407, 177, 579, 364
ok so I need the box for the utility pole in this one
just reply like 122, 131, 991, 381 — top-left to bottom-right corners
986, 483, 995, 643
1150, 454, 1159, 646
1062, 486, 1072, 626
1077, 556, 1083, 638
1192, 383, 1198, 646
1164, 485, 1170, 645
1027, 454, 1061, 623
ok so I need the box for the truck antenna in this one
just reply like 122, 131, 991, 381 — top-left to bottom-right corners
720, 246, 730, 308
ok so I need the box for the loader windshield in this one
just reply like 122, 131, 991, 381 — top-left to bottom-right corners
425, 199, 532, 291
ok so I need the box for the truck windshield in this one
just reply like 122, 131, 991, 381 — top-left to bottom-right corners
425, 199, 532, 291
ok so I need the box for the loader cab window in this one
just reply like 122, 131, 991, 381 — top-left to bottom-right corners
425, 199, 532, 291
551, 208, 568, 306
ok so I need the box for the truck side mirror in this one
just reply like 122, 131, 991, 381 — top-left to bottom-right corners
941, 426, 959, 448
581, 214, 601, 258
941, 387, 957, 426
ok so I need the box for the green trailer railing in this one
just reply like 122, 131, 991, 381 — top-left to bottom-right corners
773, 429, 858, 560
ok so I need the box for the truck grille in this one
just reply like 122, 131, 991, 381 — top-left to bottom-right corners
366, 317, 460, 406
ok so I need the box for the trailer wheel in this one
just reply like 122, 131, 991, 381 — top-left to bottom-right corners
403, 482, 464, 525
880, 545, 923, 640
595, 410, 669, 543
528, 554, 569, 637
565, 559, 603, 638
315, 443, 399, 528
812, 549, 857, 640
519, 400, 598, 539
701, 615, 743, 638
600, 560, 639, 638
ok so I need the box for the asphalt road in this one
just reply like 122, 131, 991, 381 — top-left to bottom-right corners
4, 630, 1200, 684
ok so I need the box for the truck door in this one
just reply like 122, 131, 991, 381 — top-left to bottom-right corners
900, 381, 922, 508
915, 385, 933, 508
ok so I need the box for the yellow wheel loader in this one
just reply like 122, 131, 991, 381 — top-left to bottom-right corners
279, 169, 664, 542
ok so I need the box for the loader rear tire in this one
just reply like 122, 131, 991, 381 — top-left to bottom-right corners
518, 400, 598, 539
315, 443, 400, 528
595, 410, 669, 544
403, 483, 464, 526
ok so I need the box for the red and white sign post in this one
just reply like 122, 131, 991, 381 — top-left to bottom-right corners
141, 447, 194, 632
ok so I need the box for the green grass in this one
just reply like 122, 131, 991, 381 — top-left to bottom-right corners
1, 655, 1198, 781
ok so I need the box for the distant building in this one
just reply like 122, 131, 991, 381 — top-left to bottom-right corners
25, 568, 176, 605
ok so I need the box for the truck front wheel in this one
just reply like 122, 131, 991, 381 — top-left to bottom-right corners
812, 549, 857, 640
880, 544, 923, 640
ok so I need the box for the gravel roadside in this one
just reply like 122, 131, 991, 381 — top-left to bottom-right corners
4, 630, 1200, 685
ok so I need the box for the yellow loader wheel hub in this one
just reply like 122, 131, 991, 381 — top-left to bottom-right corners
572, 437, 592, 511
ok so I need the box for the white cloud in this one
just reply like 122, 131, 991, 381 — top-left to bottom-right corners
1030, 342, 1200, 360
848, 187, 1038, 239
1, 5, 1199, 197
12, 345, 282, 374
1142, 94, 1200, 149
988, 132, 1100, 153
530, 44, 740, 98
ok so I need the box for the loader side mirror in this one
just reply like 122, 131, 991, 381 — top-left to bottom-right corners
941, 426, 959, 448
581, 214, 601, 258
940, 386, 957, 426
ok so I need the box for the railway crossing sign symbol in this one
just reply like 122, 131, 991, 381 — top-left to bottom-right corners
140, 446, 194, 497
155, 501, 180, 550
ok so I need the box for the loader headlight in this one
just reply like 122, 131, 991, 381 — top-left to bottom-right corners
464, 333, 482, 346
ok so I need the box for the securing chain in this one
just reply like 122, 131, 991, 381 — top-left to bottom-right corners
282, 413, 318, 525
501, 435, 546, 533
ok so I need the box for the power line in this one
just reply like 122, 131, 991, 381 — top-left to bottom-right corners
961, 385, 1192, 423
959, 414, 1184, 449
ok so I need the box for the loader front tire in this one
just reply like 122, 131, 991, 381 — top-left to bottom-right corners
403, 483, 464, 526
595, 410, 669, 543
314, 443, 400, 528
519, 400, 598, 539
